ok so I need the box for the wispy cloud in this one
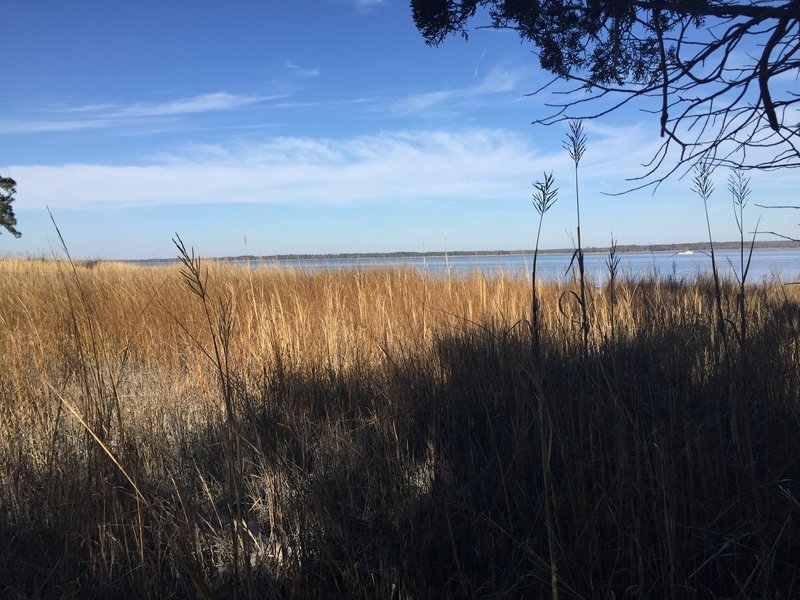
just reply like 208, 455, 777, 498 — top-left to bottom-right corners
328, 0, 386, 14
113, 92, 267, 117
285, 60, 321, 77
4, 124, 725, 214
6, 129, 558, 209
2, 64, 531, 137
6, 124, 794, 257
0, 119, 112, 134
353, 0, 386, 9
473, 66, 524, 94
387, 64, 529, 116
0, 91, 287, 134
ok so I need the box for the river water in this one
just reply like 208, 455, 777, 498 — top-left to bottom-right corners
244, 248, 800, 283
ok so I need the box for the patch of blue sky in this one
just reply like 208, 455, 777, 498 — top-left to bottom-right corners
1, 0, 796, 259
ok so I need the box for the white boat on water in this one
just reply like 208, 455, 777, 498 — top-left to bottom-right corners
677, 250, 695, 255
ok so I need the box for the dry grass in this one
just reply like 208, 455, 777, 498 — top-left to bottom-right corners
1, 257, 799, 598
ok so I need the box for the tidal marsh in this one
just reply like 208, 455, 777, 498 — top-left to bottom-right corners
1, 258, 799, 598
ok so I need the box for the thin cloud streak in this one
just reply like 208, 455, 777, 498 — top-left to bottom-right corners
2, 63, 532, 136
0, 92, 288, 134
352, 0, 386, 9
113, 92, 268, 117
386, 65, 530, 116
286, 60, 321, 77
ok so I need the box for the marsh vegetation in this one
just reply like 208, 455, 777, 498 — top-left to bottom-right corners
1, 256, 799, 598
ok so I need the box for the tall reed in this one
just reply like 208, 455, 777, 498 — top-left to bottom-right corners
530, 171, 559, 358
605, 236, 621, 342
174, 236, 254, 598
564, 119, 590, 351
729, 169, 758, 353
692, 162, 726, 342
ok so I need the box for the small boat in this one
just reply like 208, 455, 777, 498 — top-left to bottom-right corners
677, 250, 694, 255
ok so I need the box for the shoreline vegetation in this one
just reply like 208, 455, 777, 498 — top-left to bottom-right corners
120, 239, 800, 264
1, 257, 799, 598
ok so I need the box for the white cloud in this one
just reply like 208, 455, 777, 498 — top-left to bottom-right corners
332, 0, 385, 14
388, 64, 529, 115
7, 124, 792, 215
0, 92, 285, 134
5, 129, 558, 209
390, 90, 457, 114
113, 92, 267, 118
0, 119, 112, 134
285, 60, 321, 77
473, 65, 525, 94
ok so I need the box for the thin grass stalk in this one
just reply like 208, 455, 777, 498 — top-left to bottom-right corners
45, 212, 148, 572
728, 170, 762, 506
729, 169, 758, 353
173, 236, 253, 599
46, 383, 148, 565
692, 163, 725, 342
606, 236, 621, 343
564, 120, 589, 351
531, 171, 559, 359
48, 208, 125, 446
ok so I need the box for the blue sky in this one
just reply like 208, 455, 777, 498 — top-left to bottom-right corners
2, 0, 796, 259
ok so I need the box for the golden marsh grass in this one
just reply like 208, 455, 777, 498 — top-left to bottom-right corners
1, 257, 799, 598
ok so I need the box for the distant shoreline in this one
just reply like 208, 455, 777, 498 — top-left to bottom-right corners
128, 239, 800, 264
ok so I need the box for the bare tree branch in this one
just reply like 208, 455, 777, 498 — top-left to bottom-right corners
412, 0, 800, 188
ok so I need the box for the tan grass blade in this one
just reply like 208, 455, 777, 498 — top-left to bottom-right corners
45, 381, 147, 505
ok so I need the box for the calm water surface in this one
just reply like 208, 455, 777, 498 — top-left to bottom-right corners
245, 248, 800, 282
